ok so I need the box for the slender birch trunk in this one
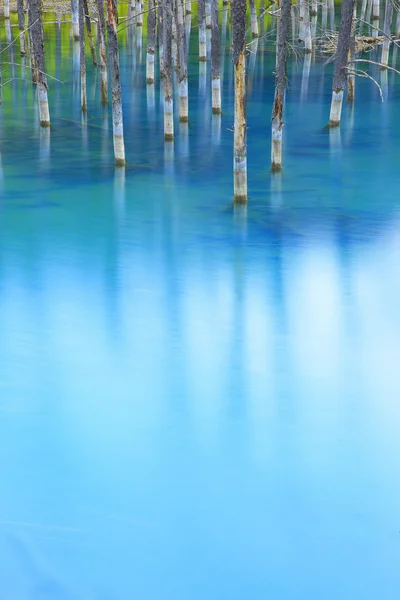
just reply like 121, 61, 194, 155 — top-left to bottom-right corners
249, 0, 259, 38
211, 0, 221, 114
381, 0, 393, 67
232, 0, 247, 203
146, 0, 156, 83
206, 0, 211, 29
28, 0, 50, 126
199, 0, 207, 61
311, 0, 317, 17
298, 0, 305, 43
96, 0, 108, 104
163, 0, 174, 140
107, 0, 126, 165
4, 0, 10, 19
71, 0, 80, 40
372, 0, 379, 21
303, 0, 312, 53
176, 0, 189, 121
396, 10, 400, 39
186, 0, 192, 14
328, 0, 356, 127
17, 0, 27, 56
271, 0, 290, 171
136, 0, 143, 25
83, 0, 97, 65
79, 0, 87, 111
159, 6, 165, 77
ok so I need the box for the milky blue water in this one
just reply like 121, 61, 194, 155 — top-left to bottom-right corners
1, 9, 400, 599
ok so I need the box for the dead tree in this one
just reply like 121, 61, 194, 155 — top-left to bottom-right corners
211, 0, 221, 114
28, 0, 50, 126
232, 0, 247, 203
96, 0, 108, 103
17, 0, 27, 56
328, 0, 356, 126
83, 0, 97, 65
271, 0, 291, 171
163, 0, 174, 140
79, 0, 87, 111
146, 0, 157, 83
107, 0, 126, 165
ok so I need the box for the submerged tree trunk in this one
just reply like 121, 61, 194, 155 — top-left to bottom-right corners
83, 0, 97, 65
249, 0, 259, 38
232, 0, 247, 203
211, 0, 221, 114
146, 0, 156, 83
71, 0, 80, 40
176, 0, 189, 121
271, 0, 291, 171
79, 0, 87, 111
381, 0, 393, 67
199, 0, 207, 61
107, 0, 126, 165
163, 0, 174, 140
17, 0, 27, 56
347, 3, 356, 102
328, 0, 355, 127
28, 0, 50, 126
96, 0, 108, 104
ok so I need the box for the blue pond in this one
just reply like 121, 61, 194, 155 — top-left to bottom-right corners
0, 9, 400, 599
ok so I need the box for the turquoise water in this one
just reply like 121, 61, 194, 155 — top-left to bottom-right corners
1, 11, 400, 599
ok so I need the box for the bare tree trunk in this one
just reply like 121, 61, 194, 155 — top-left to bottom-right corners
211, 0, 221, 113
158, 6, 165, 77
232, 0, 247, 203
71, 0, 80, 40
311, 0, 317, 17
136, 0, 143, 26
28, 0, 50, 126
347, 4, 356, 102
147, 0, 156, 83
4, 0, 10, 19
303, 0, 312, 53
163, 0, 174, 140
271, 0, 290, 171
176, 0, 188, 121
199, 0, 207, 60
206, 0, 211, 28
186, 0, 191, 14
79, 0, 87, 111
373, 0, 379, 21
328, 0, 356, 126
107, 0, 126, 165
381, 0, 393, 67
396, 9, 400, 38
83, 0, 97, 65
17, 0, 27, 56
249, 0, 259, 38
96, 0, 108, 104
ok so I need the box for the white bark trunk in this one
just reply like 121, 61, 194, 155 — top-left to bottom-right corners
271, 117, 282, 171
199, 23, 207, 61
373, 0, 379, 20
329, 89, 343, 126
146, 52, 155, 83
164, 97, 174, 140
233, 51, 247, 203
250, 3, 259, 38
212, 76, 221, 114
4, 0, 10, 19
136, 0, 143, 25
71, 0, 79, 40
205, 1, 211, 28
38, 81, 50, 127
179, 78, 189, 122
